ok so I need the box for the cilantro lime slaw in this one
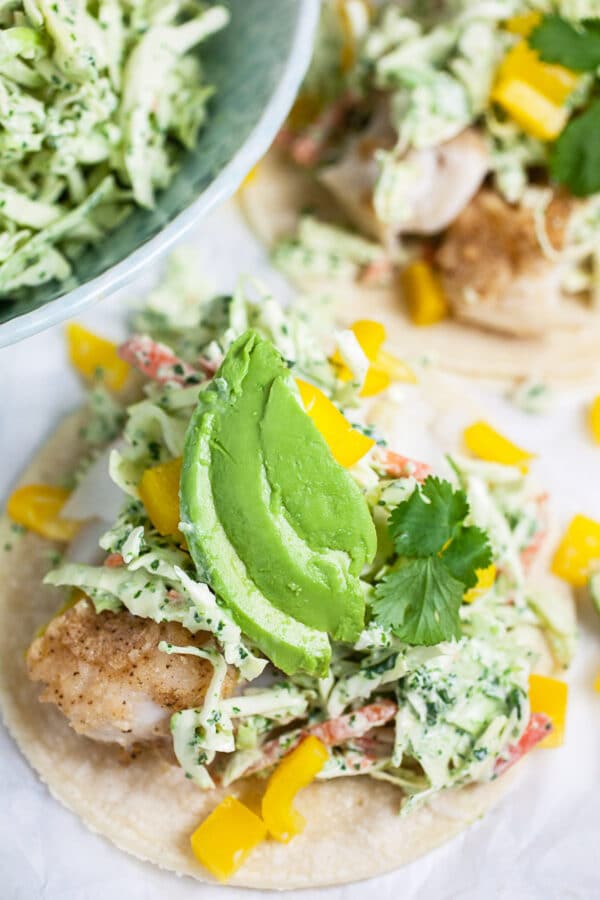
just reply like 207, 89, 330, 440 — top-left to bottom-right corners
0, 2, 228, 296
272, 1, 600, 322
31, 248, 576, 809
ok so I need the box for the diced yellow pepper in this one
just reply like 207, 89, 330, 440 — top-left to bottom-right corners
262, 736, 329, 842
360, 357, 417, 398
594, 673, 600, 693
336, 0, 372, 72
551, 514, 600, 586
190, 795, 267, 882
239, 163, 260, 191
528, 674, 568, 749
504, 12, 542, 37
7, 484, 81, 542
331, 319, 384, 378
401, 261, 449, 326
138, 457, 182, 536
463, 564, 497, 603
66, 323, 130, 392
492, 78, 568, 141
360, 364, 391, 397
376, 349, 417, 384
497, 41, 579, 106
332, 319, 416, 397
463, 421, 535, 472
296, 379, 375, 467
349, 319, 386, 360
589, 395, 600, 444
494, 27, 578, 141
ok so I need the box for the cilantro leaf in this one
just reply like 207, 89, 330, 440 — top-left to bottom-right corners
530, 16, 600, 72
550, 99, 600, 196
373, 558, 463, 646
441, 526, 493, 589
372, 476, 494, 645
388, 476, 468, 557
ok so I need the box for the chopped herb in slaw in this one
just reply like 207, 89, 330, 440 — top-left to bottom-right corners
34, 249, 576, 806
270, 1, 600, 332
0, 1, 228, 296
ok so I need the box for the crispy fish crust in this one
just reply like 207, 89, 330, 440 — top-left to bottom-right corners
434, 188, 583, 337
1, 413, 575, 887
27, 599, 234, 748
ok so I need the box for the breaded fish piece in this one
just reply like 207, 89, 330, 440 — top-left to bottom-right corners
319, 125, 488, 242
27, 599, 234, 748
435, 188, 587, 337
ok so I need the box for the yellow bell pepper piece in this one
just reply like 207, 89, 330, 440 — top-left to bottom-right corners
463, 564, 497, 603
497, 41, 578, 106
66, 323, 130, 392
239, 163, 260, 191
463, 421, 535, 472
589, 395, 600, 444
401, 261, 449, 326
138, 457, 182, 536
332, 319, 416, 398
551, 514, 600, 586
594, 673, 600, 693
331, 319, 385, 376
336, 0, 372, 72
360, 355, 417, 398
349, 319, 386, 360
360, 364, 391, 397
262, 735, 329, 842
190, 795, 267, 882
528, 674, 568, 749
377, 349, 416, 383
492, 78, 568, 141
492, 38, 577, 142
296, 379, 375, 467
7, 484, 81, 542
504, 12, 541, 37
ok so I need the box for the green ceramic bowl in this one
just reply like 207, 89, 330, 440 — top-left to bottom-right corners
0, 0, 319, 347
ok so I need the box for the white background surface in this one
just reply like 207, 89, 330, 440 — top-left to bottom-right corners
1, 202, 599, 900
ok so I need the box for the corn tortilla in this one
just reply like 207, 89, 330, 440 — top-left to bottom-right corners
239, 149, 600, 384
0, 411, 565, 889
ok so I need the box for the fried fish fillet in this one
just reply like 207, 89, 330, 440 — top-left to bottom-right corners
319, 125, 489, 242
27, 599, 234, 748
435, 188, 588, 337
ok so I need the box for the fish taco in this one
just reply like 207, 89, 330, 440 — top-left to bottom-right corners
0, 253, 575, 887
240, 1, 600, 381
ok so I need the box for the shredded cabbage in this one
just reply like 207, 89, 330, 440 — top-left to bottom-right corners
286, 0, 600, 291
43, 249, 576, 806
0, 1, 228, 296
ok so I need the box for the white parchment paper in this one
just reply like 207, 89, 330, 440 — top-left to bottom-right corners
1, 202, 599, 900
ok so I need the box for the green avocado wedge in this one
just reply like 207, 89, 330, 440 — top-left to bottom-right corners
180, 330, 377, 676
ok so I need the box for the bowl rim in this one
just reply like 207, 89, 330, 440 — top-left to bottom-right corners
0, 0, 320, 349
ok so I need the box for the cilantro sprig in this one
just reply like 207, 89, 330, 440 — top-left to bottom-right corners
528, 15, 600, 196
372, 477, 492, 646
550, 101, 600, 197
530, 16, 600, 72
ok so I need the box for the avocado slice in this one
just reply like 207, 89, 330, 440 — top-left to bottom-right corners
180, 330, 376, 675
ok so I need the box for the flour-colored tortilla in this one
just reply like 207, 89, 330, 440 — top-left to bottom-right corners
0, 412, 564, 889
239, 149, 600, 383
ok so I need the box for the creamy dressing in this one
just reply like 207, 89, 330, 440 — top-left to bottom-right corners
275, 0, 600, 304
0, 2, 228, 294
44, 255, 576, 804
